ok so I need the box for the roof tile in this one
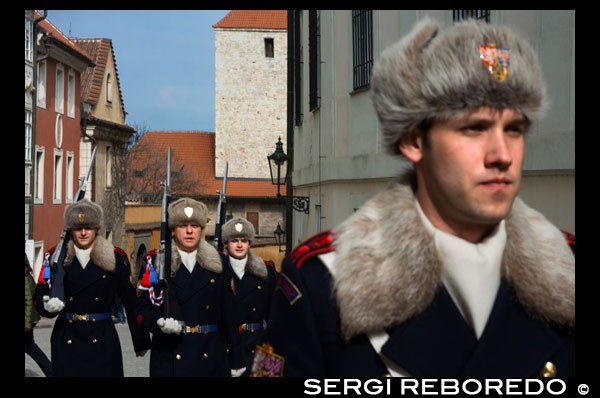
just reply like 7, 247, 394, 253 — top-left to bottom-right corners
213, 10, 287, 29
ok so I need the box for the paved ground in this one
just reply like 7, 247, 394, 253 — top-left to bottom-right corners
25, 316, 151, 377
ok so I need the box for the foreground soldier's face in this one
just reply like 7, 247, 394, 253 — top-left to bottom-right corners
401, 107, 527, 243
72, 228, 98, 250
173, 224, 202, 252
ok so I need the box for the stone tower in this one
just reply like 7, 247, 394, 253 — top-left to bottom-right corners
213, 10, 287, 179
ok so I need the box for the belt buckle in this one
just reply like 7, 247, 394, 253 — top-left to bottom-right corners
185, 325, 199, 334
74, 313, 88, 321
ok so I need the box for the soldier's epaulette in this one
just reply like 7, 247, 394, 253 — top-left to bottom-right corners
144, 249, 158, 258
561, 230, 575, 246
264, 260, 275, 269
46, 245, 57, 256
289, 229, 337, 269
114, 246, 127, 257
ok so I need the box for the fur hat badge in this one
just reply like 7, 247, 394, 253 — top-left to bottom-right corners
64, 199, 104, 230
168, 198, 210, 228
371, 17, 547, 156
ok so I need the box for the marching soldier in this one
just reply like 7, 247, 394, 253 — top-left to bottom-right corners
34, 199, 151, 377
253, 18, 575, 377
137, 198, 245, 376
220, 217, 277, 375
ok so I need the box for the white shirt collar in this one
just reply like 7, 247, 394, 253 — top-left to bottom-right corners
177, 248, 197, 273
415, 198, 506, 339
74, 246, 92, 269
229, 256, 247, 279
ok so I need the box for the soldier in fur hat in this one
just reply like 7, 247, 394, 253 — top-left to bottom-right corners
220, 217, 277, 376
137, 198, 245, 376
255, 17, 574, 377
33, 199, 151, 377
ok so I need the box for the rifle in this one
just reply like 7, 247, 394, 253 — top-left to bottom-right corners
213, 161, 228, 251
155, 147, 186, 328
49, 145, 97, 302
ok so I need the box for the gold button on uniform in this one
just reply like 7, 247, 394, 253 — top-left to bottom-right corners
69, 297, 74, 301
210, 279, 215, 283
205, 305, 210, 310
257, 285, 262, 290
203, 353, 208, 359
92, 339, 98, 343
94, 297, 100, 301
102, 274, 107, 279
67, 340, 72, 344
176, 354, 182, 360
540, 361, 557, 377
252, 307, 257, 312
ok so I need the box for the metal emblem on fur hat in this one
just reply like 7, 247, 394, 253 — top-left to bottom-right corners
222, 217, 255, 243
371, 17, 547, 156
168, 198, 209, 228
64, 199, 103, 230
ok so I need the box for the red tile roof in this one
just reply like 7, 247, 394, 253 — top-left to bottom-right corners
72, 38, 127, 116
213, 10, 287, 29
130, 131, 284, 199
34, 11, 94, 66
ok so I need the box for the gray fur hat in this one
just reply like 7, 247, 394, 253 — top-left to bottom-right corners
64, 199, 104, 230
168, 198, 210, 228
221, 217, 255, 243
372, 17, 547, 156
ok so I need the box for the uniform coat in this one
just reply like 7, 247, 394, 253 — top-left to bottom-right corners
221, 249, 277, 373
34, 236, 151, 377
259, 178, 575, 377
138, 239, 245, 376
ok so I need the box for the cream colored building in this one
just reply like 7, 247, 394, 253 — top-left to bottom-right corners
213, 10, 288, 179
290, 10, 575, 246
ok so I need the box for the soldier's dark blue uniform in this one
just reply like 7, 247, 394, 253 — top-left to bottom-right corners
34, 238, 151, 377
138, 241, 245, 377
258, 223, 575, 378
220, 252, 277, 374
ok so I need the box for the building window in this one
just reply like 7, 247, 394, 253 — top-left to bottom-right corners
55, 115, 63, 148
68, 70, 75, 118
453, 10, 491, 23
34, 146, 44, 203
55, 64, 64, 114
106, 145, 112, 189
264, 38, 274, 58
25, 110, 32, 163
352, 10, 373, 91
106, 72, 113, 104
66, 152, 74, 202
25, 18, 33, 62
309, 10, 321, 111
54, 149, 63, 203
38, 61, 46, 108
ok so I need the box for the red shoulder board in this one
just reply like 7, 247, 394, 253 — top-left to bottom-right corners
264, 260, 276, 269
289, 229, 337, 269
145, 249, 158, 258
560, 230, 575, 247
114, 247, 127, 256
46, 245, 57, 255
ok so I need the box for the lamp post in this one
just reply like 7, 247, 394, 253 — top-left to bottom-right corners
268, 138, 310, 254
273, 223, 285, 253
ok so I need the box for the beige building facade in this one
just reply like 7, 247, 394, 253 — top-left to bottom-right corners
214, 16, 287, 179
291, 10, 575, 247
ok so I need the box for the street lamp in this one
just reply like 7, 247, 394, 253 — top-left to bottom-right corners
273, 223, 285, 252
267, 138, 309, 214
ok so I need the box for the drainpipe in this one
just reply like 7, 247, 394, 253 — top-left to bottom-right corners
28, 10, 47, 241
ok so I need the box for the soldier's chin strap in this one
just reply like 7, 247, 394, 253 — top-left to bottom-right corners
317, 251, 410, 378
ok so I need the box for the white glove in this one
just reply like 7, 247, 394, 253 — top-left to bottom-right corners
43, 295, 65, 313
231, 367, 246, 377
157, 317, 181, 334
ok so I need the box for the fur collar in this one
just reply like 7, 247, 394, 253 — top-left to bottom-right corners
331, 175, 575, 340
171, 239, 223, 274
52, 236, 116, 273
224, 248, 268, 280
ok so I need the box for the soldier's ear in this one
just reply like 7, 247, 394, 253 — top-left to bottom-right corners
398, 131, 424, 163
